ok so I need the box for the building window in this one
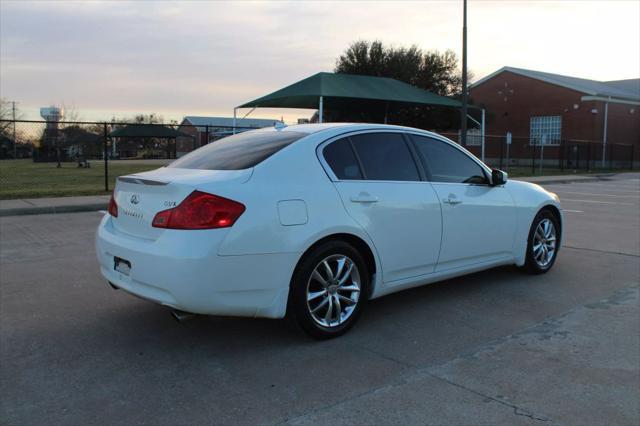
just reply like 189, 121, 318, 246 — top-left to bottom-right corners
465, 129, 482, 146
530, 116, 561, 145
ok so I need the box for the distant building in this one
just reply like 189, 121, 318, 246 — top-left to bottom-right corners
176, 116, 283, 156
469, 66, 640, 166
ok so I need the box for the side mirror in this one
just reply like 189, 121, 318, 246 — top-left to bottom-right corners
491, 169, 508, 186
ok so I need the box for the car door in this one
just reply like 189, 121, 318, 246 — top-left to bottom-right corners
321, 132, 442, 283
410, 134, 517, 271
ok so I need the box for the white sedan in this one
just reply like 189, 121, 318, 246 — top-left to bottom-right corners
96, 123, 562, 339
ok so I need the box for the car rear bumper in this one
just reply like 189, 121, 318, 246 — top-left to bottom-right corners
95, 215, 296, 318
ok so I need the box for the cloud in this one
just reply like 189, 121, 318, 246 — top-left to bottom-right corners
1, 0, 639, 122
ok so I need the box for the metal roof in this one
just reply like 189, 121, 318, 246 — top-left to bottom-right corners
109, 124, 188, 138
471, 66, 640, 101
182, 116, 282, 130
237, 72, 462, 109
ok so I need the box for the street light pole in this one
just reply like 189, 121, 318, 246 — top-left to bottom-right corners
12, 101, 17, 159
460, 0, 468, 146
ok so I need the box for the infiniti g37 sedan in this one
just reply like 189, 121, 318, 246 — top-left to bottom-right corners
96, 123, 562, 339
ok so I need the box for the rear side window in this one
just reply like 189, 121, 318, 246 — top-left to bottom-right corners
323, 137, 363, 180
350, 133, 420, 181
169, 130, 306, 170
411, 135, 488, 184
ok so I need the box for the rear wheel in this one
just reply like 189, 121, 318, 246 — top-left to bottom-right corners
523, 209, 559, 274
289, 241, 369, 339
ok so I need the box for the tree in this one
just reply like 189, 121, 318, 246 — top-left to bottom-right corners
334, 40, 472, 129
0, 99, 29, 158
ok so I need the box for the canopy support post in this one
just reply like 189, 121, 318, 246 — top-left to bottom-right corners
318, 96, 324, 124
481, 108, 485, 162
384, 102, 389, 124
232, 108, 237, 135
601, 97, 609, 168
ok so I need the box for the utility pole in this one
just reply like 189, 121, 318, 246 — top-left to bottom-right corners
460, 0, 468, 146
12, 101, 17, 159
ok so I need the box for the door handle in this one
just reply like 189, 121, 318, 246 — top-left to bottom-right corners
443, 198, 462, 205
443, 194, 462, 205
350, 193, 379, 203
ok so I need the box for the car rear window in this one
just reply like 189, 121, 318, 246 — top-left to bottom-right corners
168, 130, 306, 170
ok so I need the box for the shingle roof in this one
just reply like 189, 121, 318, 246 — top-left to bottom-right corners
182, 116, 282, 130
472, 66, 640, 101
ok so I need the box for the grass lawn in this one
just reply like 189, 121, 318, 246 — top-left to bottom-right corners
502, 166, 631, 178
0, 159, 632, 200
0, 159, 161, 199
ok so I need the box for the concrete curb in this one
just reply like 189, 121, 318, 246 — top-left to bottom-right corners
0, 203, 107, 217
517, 173, 619, 185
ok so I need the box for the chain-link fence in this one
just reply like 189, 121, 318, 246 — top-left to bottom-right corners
441, 132, 635, 177
0, 120, 636, 199
0, 120, 258, 199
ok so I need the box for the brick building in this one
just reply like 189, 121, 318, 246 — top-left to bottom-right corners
468, 67, 640, 168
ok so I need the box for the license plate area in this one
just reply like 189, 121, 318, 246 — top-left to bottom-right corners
114, 256, 131, 276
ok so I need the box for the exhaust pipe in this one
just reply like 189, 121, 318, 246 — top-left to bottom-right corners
171, 309, 196, 322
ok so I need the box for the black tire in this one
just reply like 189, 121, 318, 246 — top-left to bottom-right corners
522, 209, 560, 274
288, 240, 370, 339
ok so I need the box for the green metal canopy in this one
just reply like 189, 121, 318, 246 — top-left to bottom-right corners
109, 124, 188, 138
237, 72, 462, 110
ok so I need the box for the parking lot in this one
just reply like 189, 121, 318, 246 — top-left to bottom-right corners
1, 173, 638, 425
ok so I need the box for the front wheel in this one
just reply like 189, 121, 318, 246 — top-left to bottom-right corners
522, 209, 560, 274
288, 241, 369, 339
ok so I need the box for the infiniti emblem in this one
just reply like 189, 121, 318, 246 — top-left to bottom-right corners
130, 194, 140, 205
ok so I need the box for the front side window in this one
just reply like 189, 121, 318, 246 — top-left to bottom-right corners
350, 133, 420, 182
323, 137, 363, 180
530, 116, 561, 145
411, 135, 487, 184
169, 130, 306, 170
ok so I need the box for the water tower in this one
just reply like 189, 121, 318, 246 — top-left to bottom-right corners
38, 106, 64, 161
40, 106, 64, 126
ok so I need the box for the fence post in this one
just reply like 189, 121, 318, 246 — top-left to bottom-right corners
499, 135, 504, 169
609, 143, 613, 170
531, 142, 536, 175
103, 123, 109, 192
558, 140, 563, 171
205, 125, 209, 146
630, 145, 634, 170
586, 143, 591, 172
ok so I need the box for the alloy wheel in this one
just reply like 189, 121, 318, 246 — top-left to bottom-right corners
533, 218, 556, 268
306, 254, 361, 328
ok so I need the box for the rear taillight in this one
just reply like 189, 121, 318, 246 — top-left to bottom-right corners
108, 193, 118, 217
152, 190, 245, 230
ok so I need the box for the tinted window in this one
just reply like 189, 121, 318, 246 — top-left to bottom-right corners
411, 135, 487, 184
350, 133, 420, 181
169, 130, 305, 170
323, 138, 363, 180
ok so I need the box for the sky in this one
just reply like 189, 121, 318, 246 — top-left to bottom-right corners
1, 0, 639, 123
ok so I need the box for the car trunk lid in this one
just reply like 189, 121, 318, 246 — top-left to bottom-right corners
112, 167, 252, 240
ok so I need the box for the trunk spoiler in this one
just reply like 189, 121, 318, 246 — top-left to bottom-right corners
117, 176, 169, 186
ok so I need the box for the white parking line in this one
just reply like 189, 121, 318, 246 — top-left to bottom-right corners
550, 186, 640, 195
553, 191, 639, 198
562, 198, 635, 205
563, 209, 584, 213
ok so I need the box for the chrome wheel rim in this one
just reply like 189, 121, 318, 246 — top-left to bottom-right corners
533, 218, 557, 268
306, 254, 361, 328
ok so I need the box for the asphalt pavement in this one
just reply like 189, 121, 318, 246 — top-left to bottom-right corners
0, 173, 638, 425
